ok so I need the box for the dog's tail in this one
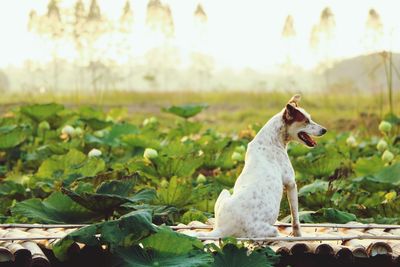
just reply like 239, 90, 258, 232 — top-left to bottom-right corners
187, 228, 223, 238
183, 189, 231, 239
214, 189, 230, 215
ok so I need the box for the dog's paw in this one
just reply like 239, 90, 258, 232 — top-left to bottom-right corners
290, 230, 302, 237
290, 225, 302, 237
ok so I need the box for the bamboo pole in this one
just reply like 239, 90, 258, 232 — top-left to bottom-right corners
0, 236, 65, 241
274, 223, 400, 229
171, 223, 400, 230
1, 222, 400, 230
196, 235, 400, 242
0, 234, 397, 242
0, 224, 85, 229
21, 241, 50, 267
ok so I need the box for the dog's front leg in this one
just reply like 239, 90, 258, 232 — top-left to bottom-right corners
286, 182, 302, 237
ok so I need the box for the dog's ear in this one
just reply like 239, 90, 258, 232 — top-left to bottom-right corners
284, 103, 296, 121
288, 94, 301, 107
284, 103, 305, 123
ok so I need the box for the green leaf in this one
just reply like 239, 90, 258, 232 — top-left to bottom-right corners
100, 210, 157, 247
11, 192, 98, 223
298, 180, 329, 196
181, 209, 208, 224
112, 245, 213, 267
0, 181, 26, 199
62, 181, 155, 215
0, 125, 30, 149
261, 246, 281, 266
298, 208, 357, 224
104, 123, 140, 146
0, 197, 14, 214
86, 123, 139, 147
354, 156, 384, 177
74, 171, 135, 187
62, 188, 128, 216
96, 180, 134, 196
53, 224, 101, 261
127, 189, 157, 203
359, 216, 400, 225
54, 210, 157, 261
35, 149, 105, 184
212, 243, 278, 267
287, 143, 310, 157
20, 103, 64, 122
121, 203, 179, 225
373, 163, 400, 184
156, 177, 192, 207
112, 228, 211, 267
162, 104, 208, 119
81, 118, 113, 131
292, 152, 342, 178
151, 141, 203, 179
121, 135, 160, 149
141, 227, 204, 255
353, 163, 400, 191
79, 106, 105, 120
169, 121, 203, 137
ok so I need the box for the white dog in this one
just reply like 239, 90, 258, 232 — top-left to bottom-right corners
197, 95, 326, 238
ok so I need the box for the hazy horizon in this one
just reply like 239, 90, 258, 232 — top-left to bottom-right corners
0, 0, 399, 92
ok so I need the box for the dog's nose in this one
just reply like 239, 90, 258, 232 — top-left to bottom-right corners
320, 128, 327, 135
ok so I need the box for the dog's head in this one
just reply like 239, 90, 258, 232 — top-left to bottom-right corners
283, 95, 327, 147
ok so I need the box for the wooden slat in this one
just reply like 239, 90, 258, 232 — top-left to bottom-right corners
275, 223, 400, 229
0, 234, 397, 243
196, 235, 400, 242
171, 223, 400, 230
1, 222, 400, 230
0, 224, 85, 229
0, 236, 65, 241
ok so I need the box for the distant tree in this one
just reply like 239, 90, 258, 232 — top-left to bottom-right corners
309, 7, 336, 89
85, 0, 106, 92
26, 0, 185, 92
191, 3, 213, 90
145, 0, 176, 89
281, 15, 296, 61
194, 4, 207, 25
28, 10, 39, 32
310, 7, 336, 55
319, 7, 335, 37
281, 15, 297, 89
47, 0, 64, 91
120, 0, 134, 33
282, 15, 296, 39
28, 0, 65, 92
119, 0, 135, 89
72, 0, 86, 90
146, 0, 174, 38
364, 9, 383, 52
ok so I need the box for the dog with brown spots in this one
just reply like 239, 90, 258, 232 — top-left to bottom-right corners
196, 95, 327, 238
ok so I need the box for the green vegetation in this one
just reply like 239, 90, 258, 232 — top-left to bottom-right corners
1, 91, 399, 133
0, 93, 399, 265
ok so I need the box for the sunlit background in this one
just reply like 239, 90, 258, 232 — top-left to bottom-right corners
0, 0, 399, 92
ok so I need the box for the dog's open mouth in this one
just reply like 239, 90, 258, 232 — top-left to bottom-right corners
298, 132, 317, 147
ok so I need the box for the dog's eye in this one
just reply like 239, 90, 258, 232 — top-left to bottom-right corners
305, 119, 310, 123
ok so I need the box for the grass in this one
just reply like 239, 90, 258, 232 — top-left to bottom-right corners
1, 90, 398, 133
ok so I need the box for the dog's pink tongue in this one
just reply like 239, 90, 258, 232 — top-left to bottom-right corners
307, 134, 317, 146
301, 132, 316, 146
311, 138, 317, 146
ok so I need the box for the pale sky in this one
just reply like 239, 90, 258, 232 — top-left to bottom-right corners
0, 0, 399, 70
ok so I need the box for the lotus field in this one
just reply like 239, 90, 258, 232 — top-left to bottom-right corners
0, 100, 399, 265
